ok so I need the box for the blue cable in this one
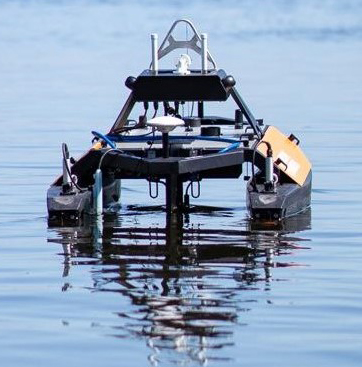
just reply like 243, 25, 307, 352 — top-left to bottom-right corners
218, 142, 240, 153
91, 131, 116, 149
102, 133, 241, 154
106, 134, 239, 144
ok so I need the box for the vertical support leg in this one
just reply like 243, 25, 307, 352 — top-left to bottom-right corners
164, 175, 184, 268
198, 101, 204, 118
165, 174, 184, 223
164, 217, 183, 270
177, 179, 183, 208
162, 133, 169, 158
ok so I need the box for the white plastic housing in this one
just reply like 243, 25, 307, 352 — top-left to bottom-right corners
147, 116, 185, 133
175, 54, 191, 75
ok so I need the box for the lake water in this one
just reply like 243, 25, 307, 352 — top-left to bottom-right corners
1, 0, 362, 366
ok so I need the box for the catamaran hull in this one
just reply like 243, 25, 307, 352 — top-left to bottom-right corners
246, 171, 312, 221
47, 179, 120, 225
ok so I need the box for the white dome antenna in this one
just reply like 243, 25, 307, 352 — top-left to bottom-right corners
147, 116, 185, 158
175, 54, 191, 75
147, 116, 185, 133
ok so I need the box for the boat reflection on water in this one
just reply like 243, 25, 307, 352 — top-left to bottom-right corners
48, 208, 311, 365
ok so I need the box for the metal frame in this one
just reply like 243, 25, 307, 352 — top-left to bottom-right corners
150, 19, 217, 70
109, 93, 136, 133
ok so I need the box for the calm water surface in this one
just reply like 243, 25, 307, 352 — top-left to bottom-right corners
0, 0, 362, 366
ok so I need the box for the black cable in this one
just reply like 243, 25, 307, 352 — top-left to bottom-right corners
146, 128, 156, 152
143, 101, 149, 119
62, 143, 86, 192
251, 145, 258, 192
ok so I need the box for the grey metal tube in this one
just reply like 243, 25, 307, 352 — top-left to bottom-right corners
201, 33, 208, 73
93, 169, 103, 215
151, 33, 158, 74
265, 156, 274, 183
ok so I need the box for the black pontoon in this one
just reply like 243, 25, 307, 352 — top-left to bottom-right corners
47, 19, 311, 225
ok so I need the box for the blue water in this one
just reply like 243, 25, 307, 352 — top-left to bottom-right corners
1, 0, 362, 366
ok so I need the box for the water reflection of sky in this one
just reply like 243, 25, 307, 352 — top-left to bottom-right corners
49, 209, 311, 365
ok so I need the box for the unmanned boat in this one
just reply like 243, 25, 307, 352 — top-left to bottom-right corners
47, 19, 312, 225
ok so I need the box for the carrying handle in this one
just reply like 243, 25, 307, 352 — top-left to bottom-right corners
288, 133, 300, 146
275, 158, 288, 170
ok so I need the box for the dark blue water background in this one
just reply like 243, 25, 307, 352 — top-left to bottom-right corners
0, 0, 361, 366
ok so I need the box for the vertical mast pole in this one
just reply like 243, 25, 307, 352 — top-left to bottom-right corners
151, 33, 158, 74
201, 33, 208, 74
